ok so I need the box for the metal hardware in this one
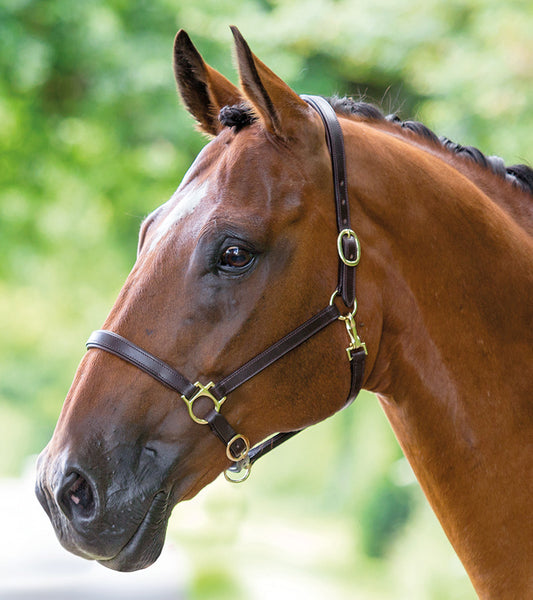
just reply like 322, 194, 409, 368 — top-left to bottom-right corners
329, 289, 340, 307
224, 457, 252, 483
331, 231, 367, 360
181, 382, 226, 425
339, 308, 367, 359
337, 228, 361, 267
226, 434, 250, 462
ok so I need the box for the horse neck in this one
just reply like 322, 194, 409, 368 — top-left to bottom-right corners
345, 120, 533, 598
380, 123, 533, 237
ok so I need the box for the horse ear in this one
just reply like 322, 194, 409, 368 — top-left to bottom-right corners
173, 30, 243, 136
230, 26, 311, 138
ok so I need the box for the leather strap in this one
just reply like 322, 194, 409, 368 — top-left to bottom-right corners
86, 330, 196, 398
229, 345, 366, 473
87, 305, 340, 403
229, 430, 300, 473
213, 304, 340, 399
205, 410, 248, 460
301, 95, 358, 308
348, 346, 366, 404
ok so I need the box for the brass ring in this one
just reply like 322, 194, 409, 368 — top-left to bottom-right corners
224, 460, 252, 483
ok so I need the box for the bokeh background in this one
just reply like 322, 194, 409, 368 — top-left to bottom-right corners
1, 0, 531, 598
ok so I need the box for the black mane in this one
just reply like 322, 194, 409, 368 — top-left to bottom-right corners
218, 97, 533, 196
329, 97, 533, 196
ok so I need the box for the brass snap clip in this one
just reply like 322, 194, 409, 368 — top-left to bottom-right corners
330, 291, 368, 360
338, 307, 367, 359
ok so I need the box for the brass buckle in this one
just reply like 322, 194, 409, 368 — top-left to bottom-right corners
226, 434, 250, 462
181, 382, 226, 425
337, 229, 361, 267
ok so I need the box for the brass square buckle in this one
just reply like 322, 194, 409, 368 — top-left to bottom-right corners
181, 381, 226, 425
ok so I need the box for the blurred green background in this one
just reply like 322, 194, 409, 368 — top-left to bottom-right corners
1, 0, 531, 598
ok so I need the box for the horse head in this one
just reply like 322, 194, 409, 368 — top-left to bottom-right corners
35, 28, 375, 571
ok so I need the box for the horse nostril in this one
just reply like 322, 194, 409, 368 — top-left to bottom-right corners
58, 471, 96, 520
69, 475, 94, 510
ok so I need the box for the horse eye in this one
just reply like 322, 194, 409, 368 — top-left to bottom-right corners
219, 245, 254, 271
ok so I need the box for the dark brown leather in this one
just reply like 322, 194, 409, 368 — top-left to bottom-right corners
301, 95, 357, 308
230, 431, 300, 472
213, 304, 340, 399
348, 346, 367, 404
205, 410, 247, 460
86, 330, 196, 398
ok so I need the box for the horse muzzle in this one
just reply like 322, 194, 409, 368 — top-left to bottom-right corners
34, 444, 173, 571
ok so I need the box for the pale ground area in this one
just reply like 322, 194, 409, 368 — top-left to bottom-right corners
0, 458, 187, 600
0, 457, 351, 600
0, 447, 474, 600
0, 458, 367, 600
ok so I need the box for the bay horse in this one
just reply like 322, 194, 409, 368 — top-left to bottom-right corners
35, 27, 533, 598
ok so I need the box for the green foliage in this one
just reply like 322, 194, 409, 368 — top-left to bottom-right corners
1, 0, 530, 596
190, 569, 243, 600
360, 475, 416, 559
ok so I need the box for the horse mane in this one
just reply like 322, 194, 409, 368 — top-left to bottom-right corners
218, 97, 533, 198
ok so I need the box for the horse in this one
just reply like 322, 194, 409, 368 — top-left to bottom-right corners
35, 27, 533, 598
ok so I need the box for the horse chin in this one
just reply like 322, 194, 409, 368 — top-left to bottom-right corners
97, 491, 170, 572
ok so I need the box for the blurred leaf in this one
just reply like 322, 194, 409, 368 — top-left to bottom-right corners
360, 476, 417, 559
